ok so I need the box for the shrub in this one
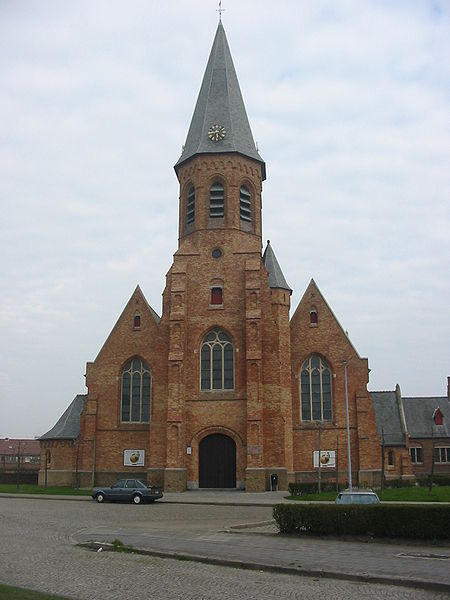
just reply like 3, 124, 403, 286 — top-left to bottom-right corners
272, 503, 450, 539
417, 476, 450, 487
383, 478, 412, 488
288, 482, 339, 496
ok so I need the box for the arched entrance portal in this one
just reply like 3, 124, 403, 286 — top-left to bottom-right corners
199, 433, 236, 488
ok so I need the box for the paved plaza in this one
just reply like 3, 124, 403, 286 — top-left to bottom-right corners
1, 493, 449, 599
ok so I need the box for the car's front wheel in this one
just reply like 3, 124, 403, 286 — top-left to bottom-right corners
96, 492, 105, 503
132, 494, 142, 505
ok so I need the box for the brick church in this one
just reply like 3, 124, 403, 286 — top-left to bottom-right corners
40, 21, 384, 492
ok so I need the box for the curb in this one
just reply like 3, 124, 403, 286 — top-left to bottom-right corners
0, 493, 283, 507
80, 540, 450, 594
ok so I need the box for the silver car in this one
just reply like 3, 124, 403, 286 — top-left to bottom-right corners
335, 489, 380, 504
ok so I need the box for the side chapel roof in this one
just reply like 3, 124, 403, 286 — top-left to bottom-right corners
370, 390, 406, 446
40, 394, 86, 440
402, 396, 450, 438
175, 21, 265, 179
370, 387, 450, 443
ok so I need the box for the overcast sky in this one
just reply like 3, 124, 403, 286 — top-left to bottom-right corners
1, 0, 449, 439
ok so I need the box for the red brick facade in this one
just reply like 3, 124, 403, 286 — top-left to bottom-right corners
40, 152, 382, 491
39, 23, 384, 491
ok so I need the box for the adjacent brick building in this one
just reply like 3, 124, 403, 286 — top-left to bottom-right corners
40, 21, 387, 491
1, 438, 40, 484
371, 378, 450, 480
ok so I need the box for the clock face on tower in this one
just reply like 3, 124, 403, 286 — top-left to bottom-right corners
208, 124, 226, 141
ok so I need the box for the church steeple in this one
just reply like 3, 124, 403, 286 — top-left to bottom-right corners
175, 21, 265, 180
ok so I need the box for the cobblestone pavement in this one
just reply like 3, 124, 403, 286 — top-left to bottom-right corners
0, 497, 449, 600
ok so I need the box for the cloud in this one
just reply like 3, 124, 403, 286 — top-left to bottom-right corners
0, 0, 449, 436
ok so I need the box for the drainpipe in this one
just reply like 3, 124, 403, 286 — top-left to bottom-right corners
344, 361, 352, 490
91, 436, 96, 488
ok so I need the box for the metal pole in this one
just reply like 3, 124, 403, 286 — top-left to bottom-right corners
344, 361, 352, 490
16, 440, 21, 490
91, 436, 96, 489
335, 434, 339, 492
318, 423, 322, 494
381, 427, 385, 494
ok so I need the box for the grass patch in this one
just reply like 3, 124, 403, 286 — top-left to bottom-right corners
380, 486, 450, 502
287, 486, 450, 503
0, 484, 91, 496
111, 539, 135, 553
0, 583, 68, 599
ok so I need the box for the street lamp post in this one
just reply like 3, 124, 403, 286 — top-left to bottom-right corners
16, 440, 21, 491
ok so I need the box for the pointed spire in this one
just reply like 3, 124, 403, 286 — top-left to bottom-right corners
262, 240, 291, 292
175, 22, 265, 179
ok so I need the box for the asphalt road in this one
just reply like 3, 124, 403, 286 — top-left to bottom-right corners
0, 496, 449, 600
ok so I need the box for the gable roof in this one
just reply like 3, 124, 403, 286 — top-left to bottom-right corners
93, 285, 160, 362
370, 390, 406, 446
293, 278, 363, 359
40, 394, 86, 440
402, 396, 450, 438
262, 241, 291, 291
175, 21, 265, 178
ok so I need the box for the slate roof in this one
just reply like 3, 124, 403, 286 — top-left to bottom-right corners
262, 241, 291, 292
402, 396, 450, 438
370, 390, 406, 446
175, 21, 265, 179
40, 394, 86, 440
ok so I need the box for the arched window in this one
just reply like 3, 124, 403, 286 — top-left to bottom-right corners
210, 182, 224, 218
310, 308, 318, 325
121, 358, 151, 422
134, 314, 141, 328
239, 185, 251, 222
201, 329, 233, 390
300, 355, 332, 421
186, 186, 195, 224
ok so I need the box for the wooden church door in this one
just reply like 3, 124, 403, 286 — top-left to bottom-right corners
199, 434, 236, 488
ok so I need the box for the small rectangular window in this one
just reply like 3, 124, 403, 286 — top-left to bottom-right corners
388, 450, 394, 467
211, 287, 223, 305
434, 447, 450, 463
410, 447, 423, 464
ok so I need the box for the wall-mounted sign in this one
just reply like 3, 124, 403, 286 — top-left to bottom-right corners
124, 449, 145, 467
186, 447, 192, 455
313, 450, 336, 468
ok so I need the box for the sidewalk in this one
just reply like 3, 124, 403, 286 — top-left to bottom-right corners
161, 489, 291, 506
0, 489, 291, 505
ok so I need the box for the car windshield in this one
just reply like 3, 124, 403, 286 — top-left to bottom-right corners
134, 480, 147, 489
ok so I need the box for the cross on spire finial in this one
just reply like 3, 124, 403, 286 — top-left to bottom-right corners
217, 1, 225, 21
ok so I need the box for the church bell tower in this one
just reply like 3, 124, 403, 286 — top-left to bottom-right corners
162, 21, 293, 493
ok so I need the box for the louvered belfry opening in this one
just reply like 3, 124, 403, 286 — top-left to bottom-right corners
239, 185, 251, 221
186, 186, 195, 224
210, 182, 224, 218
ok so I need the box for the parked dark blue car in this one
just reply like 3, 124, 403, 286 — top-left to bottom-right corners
92, 479, 163, 504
